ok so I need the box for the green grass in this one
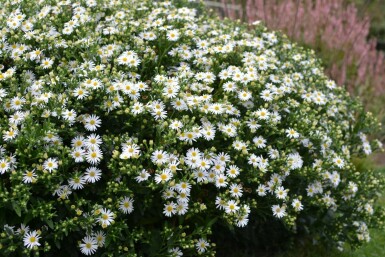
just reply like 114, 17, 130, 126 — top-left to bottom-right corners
342, 230, 385, 257
277, 229, 385, 257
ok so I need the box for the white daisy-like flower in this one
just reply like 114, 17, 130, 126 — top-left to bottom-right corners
215, 173, 228, 188
151, 150, 170, 165
41, 58, 53, 69
120, 143, 141, 159
169, 247, 183, 257
85, 148, 103, 165
225, 200, 240, 214
23, 230, 41, 249
236, 215, 249, 227
333, 156, 345, 168
292, 199, 304, 211
3, 128, 19, 141
253, 136, 266, 148
286, 128, 299, 139
193, 169, 208, 183
195, 238, 209, 253
215, 152, 231, 164
73, 87, 89, 99
93, 231, 106, 247
175, 181, 191, 194
72, 136, 85, 148
62, 26, 74, 35
215, 197, 227, 210
272, 204, 287, 218
0, 158, 10, 174
68, 176, 86, 190
85, 134, 103, 149
71, 148, 85, 163
176, 201, 188, 215
197, 158, 211, 171
275, 186, 288, 199
155, 169, 173, 184
226, 165, 240, 178
79, 236, 98, 255
260, 89, 273, 101
9, 111, 26, 125
43, 158, 58, 172
97, 208, 115, 227
163, 202, 177, 217
117, 51, 141, 67
257, 184, 267, 196
238, 90, 252, 101
16, 223, 30, 235
84, 166, 102, 183
131, 102, 144, 115
230, 183, 243, 198
167, 29, 180, 41
169, 120, 183, 130
255, 108, 270, 120
23, 170, 37, 183
62, 109, 77, 124
135, 169, 151, 182
119, 196, 134, 214
268, 148, 280, 159
84, 114, 102, 131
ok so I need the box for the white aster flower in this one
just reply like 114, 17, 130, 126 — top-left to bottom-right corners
272, 204, 287, 218
196, 238, 209, 253
119, 196, 134, 214
23, 230, 41, 249
79, 236, 98, 255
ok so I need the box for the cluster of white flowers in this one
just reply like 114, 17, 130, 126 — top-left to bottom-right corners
0, 0, 382, 256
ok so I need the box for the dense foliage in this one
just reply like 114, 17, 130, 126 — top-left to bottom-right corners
0, 0, 383, 256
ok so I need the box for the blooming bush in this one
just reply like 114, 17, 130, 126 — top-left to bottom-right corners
218, 0, 385, 140
220, 0, 385, 95
0, 0, 383, 256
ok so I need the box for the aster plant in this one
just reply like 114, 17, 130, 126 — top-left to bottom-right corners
0, 0, 383, 256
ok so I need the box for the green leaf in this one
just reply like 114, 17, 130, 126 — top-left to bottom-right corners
104, 236, 111, 248
0, 209, 5, 225
46, 219, 54, 229
55, 240, 61, 249
207, 217, 218, 228
12, 201, 21, 217
149, 230, 162, 255
23, 213, 34, 224
4, 225, 14, 235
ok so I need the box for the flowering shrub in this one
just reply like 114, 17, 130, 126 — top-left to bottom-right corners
218, 0, 385, 139
220, 0, 385, 95
0, 0, 383, 256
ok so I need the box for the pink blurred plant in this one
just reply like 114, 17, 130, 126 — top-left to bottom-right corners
218, 0, 385, 95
